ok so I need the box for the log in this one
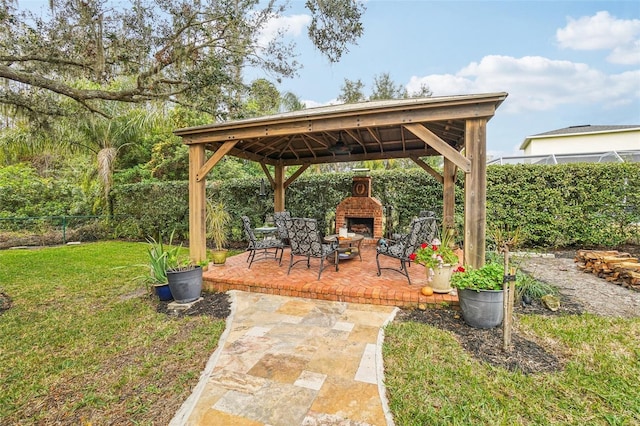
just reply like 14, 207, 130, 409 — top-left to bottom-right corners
574, 249, 639, 292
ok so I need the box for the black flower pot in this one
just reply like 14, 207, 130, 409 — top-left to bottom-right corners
167, 266, 203, 304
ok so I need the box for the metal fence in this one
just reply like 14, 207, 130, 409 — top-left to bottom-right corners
0, 215, 121, 248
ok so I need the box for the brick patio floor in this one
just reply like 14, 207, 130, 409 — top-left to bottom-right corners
203, 242, 458, 308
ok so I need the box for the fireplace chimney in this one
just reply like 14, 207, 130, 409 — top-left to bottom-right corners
335, 175, 383, 240
352, 176, 372, 197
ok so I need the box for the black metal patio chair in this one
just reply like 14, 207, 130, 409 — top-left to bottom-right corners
285, 217, 339, 280
241, 216, 284, 268
273, 211, 291, 246
376, 216, 438, 285
391, 210, 436, 242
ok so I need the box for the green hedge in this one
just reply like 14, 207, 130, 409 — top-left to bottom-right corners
0, 164, 86, 220
110, 163, 640, 249
487, 163, 640, 247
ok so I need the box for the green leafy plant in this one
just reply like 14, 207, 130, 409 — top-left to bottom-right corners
516, 272, 558, 301
450, 262, 505, 291
206, 199, 231, 251
143, 236, 173, 285
140, 231, 194, 285
409, 227, 459, 269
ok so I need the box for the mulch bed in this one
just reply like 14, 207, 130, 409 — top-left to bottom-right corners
155, 291, 231, 319
395, 296, 583, 374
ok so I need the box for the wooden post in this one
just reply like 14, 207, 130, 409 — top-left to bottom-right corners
463, 119, 487, 269
443, 158, 456, 230
508, 272, 516, 347
189, 144, 207, 263
274, 164, 285, 212
503, 245, 512, 351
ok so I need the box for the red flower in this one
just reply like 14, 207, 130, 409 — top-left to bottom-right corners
431, 244, 439, 251
455, 266, 465, 273
421, 243, 428, 249
409, 253, 417, 261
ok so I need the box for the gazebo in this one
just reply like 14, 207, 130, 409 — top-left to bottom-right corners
174, 92, 508, 269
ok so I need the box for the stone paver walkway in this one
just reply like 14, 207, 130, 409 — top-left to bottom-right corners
170, 291, 398, 425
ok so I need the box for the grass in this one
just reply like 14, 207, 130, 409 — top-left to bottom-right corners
383, 314, 640, 425
2, 242, 639, 424
0, 241, 226, 424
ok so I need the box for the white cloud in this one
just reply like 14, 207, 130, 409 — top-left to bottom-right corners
257, 14, 311, 47
608, 40, 640, 65
556, 11, 640, 64
302, 98, 340, 109
406, 55, 640, 114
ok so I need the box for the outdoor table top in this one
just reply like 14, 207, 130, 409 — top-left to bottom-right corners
254, 226, 277, 233
323, 234, 365, 244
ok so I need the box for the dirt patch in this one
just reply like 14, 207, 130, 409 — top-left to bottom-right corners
519, 251, 640, 318
0, 290, 12, 314
156, 291, 231, 319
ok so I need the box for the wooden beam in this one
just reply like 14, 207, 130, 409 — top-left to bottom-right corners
284, 164, 309, 188
189, 144, 207, 263
409, 155, 444, 184
464, 118, 487, 269
274, 164, 285, 212
196, 141, 237, 182
275, 147, 434, 167
259, 162, 275, 188
443, 158, 457, 230
404, 123, 471, 173
180, 103, 499, 144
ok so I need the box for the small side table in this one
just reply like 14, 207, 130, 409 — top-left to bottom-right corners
324, 234, 364, 261
254, 226, 278, 240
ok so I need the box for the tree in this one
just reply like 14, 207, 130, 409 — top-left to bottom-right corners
337, 78, 366, 103
242, 79, 281, 118
408, 83, 433, 98
370, 73, 407, 100
0, 0, 365, 121
338, 73, 432, 104
52, 101, 162, 214
280, 91, 306, 112
306, 0, 365, 63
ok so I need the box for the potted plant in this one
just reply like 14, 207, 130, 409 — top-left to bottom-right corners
141, 236, 178, 301
164, 235, 203, 304
450, 262, 505, 328
409, 228, 459, 293
206, 199, 231, 266
143, 231, 202, 304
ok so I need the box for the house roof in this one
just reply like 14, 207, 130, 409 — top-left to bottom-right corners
520, 124, 640, 150
174, 92, 508, 167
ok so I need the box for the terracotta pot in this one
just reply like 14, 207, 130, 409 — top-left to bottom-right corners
428, 264, 455, 293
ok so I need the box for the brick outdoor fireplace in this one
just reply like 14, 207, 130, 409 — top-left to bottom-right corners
335, 176, 383, 239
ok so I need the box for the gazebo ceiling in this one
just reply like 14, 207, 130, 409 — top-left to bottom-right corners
175, 92, 508, 167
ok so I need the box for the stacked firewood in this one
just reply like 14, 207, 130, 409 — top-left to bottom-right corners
575, 250, 640, 291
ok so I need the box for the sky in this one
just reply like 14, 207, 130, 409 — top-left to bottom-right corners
265, 0, 640, 158
18, 0, 640, 158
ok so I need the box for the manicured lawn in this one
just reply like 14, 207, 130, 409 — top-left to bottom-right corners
2, 241, 639, 424
0, 242, 225, 424
383, 314, 640, 425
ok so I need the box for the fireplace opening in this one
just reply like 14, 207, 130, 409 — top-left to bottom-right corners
347, 217, 374, 237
